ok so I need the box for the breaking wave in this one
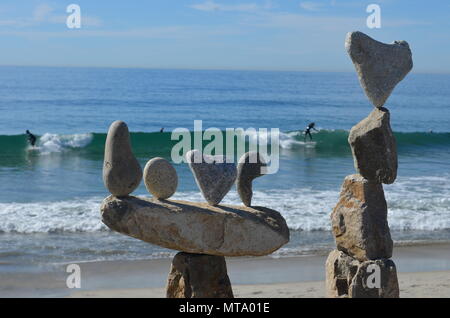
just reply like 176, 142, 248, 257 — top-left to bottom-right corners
1, 175, 449, 234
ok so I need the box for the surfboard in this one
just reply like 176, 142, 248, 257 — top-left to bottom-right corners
26, 146, 40, 152
304, 141, 317, 148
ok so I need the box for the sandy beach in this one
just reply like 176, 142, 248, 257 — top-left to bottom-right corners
68, 271, 450, 298
1, 243, 449, 298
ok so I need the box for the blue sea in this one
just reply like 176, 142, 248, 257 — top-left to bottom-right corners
1, 66, 449, 271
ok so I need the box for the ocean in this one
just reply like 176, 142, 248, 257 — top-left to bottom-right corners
1, 66, 449, 271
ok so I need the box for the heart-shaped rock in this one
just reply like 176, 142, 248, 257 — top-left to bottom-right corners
186, 150, 237, 206
345, 31, 413, 108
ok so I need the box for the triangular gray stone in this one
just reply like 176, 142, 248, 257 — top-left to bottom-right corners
186, 150, 237, 206
345, 31, 413, 108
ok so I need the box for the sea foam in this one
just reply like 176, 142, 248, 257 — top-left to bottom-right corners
1, 176, 449, 234
34, 133, 93, 154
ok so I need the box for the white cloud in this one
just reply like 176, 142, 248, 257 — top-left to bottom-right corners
299, 1, 324, 11
189, 0, 273, 12
33, 4, 54, 22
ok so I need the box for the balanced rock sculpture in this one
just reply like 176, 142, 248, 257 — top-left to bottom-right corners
326, 31, 412, 298
103, 120, 142, 197
101, 138, 289, 298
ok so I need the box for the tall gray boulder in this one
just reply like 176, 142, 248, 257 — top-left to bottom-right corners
349, 107, 397, 184
331, 174, 393, 262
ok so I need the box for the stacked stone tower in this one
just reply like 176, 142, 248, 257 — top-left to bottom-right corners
325, 31, 413, 298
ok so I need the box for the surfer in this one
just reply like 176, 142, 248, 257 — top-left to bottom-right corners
26, 130, 37, 147
304, 122, 317, 142
160, 127, 164, 133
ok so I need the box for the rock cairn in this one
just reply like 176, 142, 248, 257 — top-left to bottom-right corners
325, 31, 412, 298
101, 122, 289, 298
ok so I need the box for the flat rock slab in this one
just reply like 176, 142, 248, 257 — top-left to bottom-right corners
101, 195, 290, 257
346, 31, 413, 108
349, 107, 397, 184
166, 252, 233, 298
331, 174, 393, 261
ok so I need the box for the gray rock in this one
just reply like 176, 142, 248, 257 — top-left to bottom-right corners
349, 107, 397, 184
103, 121, 142, 197
325, 249, 399, 298
345, 31, 413, 108
331, 174, 393, 261
237, 152, 266, 207
186, 150, 237, 206
349, 258, 400, 298
143, 157, 178, 200
166, 252, 234, 298
101, 195, 289, 257
325, 249, 359, 298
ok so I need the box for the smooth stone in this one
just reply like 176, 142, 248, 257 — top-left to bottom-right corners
186, 150, 237, 206
349, 258, 399, 298
349, 107, 397, 184
345, 31, 413, 108
237, 152, 266, 207
101, 195, 289, 257
331, 174, 393, 262
166, 252, 234, 298
325, 249, 399, 298
143, 157, 178, 199
325, 249, 359, 298
103, 120, 142, 197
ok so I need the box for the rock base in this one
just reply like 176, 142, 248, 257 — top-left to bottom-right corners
325, 250, 399, 298
166, 252, 234, 298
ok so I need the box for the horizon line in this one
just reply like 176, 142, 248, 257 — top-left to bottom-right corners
0, 64, 447, 75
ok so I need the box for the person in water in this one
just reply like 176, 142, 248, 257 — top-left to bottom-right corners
160, 127, 164, 133
26, 130, 36, 147
304, 122, 317, 141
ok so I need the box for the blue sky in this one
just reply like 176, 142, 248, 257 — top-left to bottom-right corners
0, 0, 449, 72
